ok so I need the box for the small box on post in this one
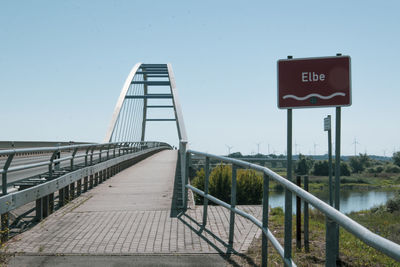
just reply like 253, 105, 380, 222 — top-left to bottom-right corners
324, 115, 331, 131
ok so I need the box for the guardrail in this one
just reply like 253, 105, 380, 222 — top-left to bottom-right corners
184, 150, 400, 267
0, 141, 171, 242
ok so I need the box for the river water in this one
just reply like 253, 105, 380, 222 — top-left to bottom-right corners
268, 189, 398, 214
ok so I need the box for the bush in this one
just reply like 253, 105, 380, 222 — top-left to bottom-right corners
237, 169, 263, 204
295, 154, 314, 175
340, 162, 351, 176
191, 164, 263, 205
313, 160, 329, 176
340, 178, 369, 184
384, 164, 400, 173
393, 151, 400, 167
349, 153, 371, 173
270, 207, 284, 216
366, 166, 384, 174
386, 194, 400, 213
312, 160, 350, 176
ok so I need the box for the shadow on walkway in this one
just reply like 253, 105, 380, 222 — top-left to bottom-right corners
170, 152, 183, 217
178, 212, 258, 267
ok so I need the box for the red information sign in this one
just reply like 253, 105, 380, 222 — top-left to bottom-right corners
278, 56, 351, 109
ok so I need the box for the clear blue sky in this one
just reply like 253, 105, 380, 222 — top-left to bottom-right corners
1, 1, 399, 156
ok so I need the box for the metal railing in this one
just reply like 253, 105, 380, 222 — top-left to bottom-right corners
1, 141, 168, 192
184, 150, 400, 267
0, 141, 171, 241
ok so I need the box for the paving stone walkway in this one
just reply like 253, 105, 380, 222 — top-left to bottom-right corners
4, 150, 262, 257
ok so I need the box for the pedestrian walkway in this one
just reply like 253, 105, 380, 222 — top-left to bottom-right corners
4, 150, 262, 266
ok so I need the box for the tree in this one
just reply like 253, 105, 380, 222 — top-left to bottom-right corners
393, 151, 400, 167
313, 160, 329, 176
295, 154, 314, 175
312, 160, 350, 176
349, 153, 371, 173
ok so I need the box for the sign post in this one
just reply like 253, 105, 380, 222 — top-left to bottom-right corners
324, 115, 333, 206
277, 54, 351, 266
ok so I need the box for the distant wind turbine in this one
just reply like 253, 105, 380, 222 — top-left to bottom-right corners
225, 145, 233, 155
352, 138, 360, 156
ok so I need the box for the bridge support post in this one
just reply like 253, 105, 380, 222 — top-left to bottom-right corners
261, 172, 270, 267
42, 195, 49, 218
77, 179, 82, 196
64, 186, 70, 204
70, 183, 75, 200
84, 176, 88, 192
228, 165, 237, 250
35, 198, 43, 222
59, 189, 64, 207
49, 193, 54, 214
99, 170, 103, 183
89, 175, 94, 189
94, 173, 98, 186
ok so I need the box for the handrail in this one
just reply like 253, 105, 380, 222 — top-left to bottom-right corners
0, 140, 172, 241
186, 149, 400, 266
0, 141, 171, 183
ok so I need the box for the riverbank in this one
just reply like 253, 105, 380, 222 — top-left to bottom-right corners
269, 170, 400, 192
230, 196, 400, 266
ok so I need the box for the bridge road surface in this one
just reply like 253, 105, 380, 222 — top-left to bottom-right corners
4, 150, 262, 267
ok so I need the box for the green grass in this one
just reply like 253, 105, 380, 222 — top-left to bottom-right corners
232, 207, 400, 266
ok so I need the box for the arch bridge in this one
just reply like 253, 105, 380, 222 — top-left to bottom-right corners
0, 63, 399, 266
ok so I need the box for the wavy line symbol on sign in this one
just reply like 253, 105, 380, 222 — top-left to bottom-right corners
282, 92, 346, 101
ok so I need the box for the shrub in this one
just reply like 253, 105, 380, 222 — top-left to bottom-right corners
384, 164, 400, 173
270, 207, 284, 216
208, 164, 232, 203
191, 164, 263, 205
367, 166, 384, 174
237, 169, 263, 204
386, 194, 400, 213
313, 160, 329, 176
393, 151, 400, 167
295, 154, 314, 175
312, 160, 350, 176
340, 162, 351, 176
349, 153, 371, 173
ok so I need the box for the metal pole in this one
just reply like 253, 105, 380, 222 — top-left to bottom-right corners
326, 216, 337, 266
1, 153, 14, 242
141, 70, 148, 141
228, 164, 237, 249
284, 108, 293, 265
334, 107, 341, 260
296, 175, 301, 250
304, 175, 309, 252
261, 172, 270, 267
202, 157, 210, 227
328, 120, 333, 206
181, 141, 188, 210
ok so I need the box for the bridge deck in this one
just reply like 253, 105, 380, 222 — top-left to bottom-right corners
5, 150, 261, 258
